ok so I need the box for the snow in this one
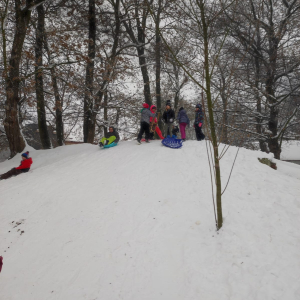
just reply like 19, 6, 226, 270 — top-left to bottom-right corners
1, 141, 300, 300
0, 147, 10, 163
281, 141, 300, 160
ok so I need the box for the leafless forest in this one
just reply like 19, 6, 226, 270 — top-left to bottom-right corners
1, 0, 299, 159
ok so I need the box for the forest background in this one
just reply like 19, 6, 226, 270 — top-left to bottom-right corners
0, 0, 299, 160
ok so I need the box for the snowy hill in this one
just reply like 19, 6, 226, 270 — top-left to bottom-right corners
1, 141, 300, 300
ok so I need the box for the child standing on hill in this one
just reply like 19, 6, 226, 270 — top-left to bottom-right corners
162, 100, 175, 137
137, 103, 157, 144
149, 105, 164, 140
194, 104, 205, 141
0, 152, 33, 180
177, 107, 190, 141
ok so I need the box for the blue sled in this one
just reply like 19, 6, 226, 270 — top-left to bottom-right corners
161, 137, 183, 149
100, 142, 118, 149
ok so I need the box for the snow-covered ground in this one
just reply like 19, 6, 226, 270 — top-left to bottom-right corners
0, 141, 300, 300
281, 141, 300, 160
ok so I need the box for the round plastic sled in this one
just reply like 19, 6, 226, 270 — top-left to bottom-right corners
99, 142, 118, 149
161, 138, 183, 149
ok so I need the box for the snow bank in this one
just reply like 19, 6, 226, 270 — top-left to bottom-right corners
0, 141, 300, 300
0, 148, 10, 163
281, 141, 300, 160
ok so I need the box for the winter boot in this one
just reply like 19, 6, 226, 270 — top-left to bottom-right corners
99, 142, 104, 148
145, 139, 150, 143
137, 139, 141, 145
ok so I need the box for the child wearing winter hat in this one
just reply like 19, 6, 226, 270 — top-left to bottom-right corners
194, 104, 205, 141
0, 152, 33, 180
149, 105, 164, 140
137, 103, 156, 144
162, 100, 175, 137
99, 126, 120, 148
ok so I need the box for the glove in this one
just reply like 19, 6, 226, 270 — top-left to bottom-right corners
198, 123, 202, 127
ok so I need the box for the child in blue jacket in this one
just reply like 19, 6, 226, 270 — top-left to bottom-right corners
194, 104, 205, 141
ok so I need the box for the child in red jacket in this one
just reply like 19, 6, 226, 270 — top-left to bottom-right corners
0, 152, 33, 180
149, 105, 164, 140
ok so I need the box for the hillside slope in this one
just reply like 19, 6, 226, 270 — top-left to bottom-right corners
1, 141, 300, 300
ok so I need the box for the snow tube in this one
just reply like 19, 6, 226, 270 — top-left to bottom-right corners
161, 138, 183, 149
101, 142, 118, 149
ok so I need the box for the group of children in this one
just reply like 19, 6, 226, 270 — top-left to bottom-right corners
0, 101, 205, 181
137, 100, 205, 144
99, 99, 205, 146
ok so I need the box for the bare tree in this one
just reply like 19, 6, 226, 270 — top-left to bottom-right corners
121, 0, 153, 105
2, 0, 47, 157
35, 3, 51, 149
83, 0, 96, 143
226, 0, 300, 158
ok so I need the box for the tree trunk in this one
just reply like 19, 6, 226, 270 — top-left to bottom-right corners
266, 34, 281, 159
200, 0, 223, 230
173, 63, 180, 112
252, 28, 268, 153
220, 95, 229, 144
35, 4, 51, 149
137, 27, 152, 106
218, 69, 229, 144
254, 56, 268, 153
104, 92, 108, 135
43, 31, 64, 146
4, 1, 34, 157
52, 69, 64, 146
123, 1, 152, 106
87, 0, 121, 143
155, 0, 162, 134
83, 0, 96, 143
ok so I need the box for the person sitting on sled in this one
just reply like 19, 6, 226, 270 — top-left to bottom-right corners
99, 126, 120, 148
194, 104, 205, 141
162, 100, 175, 138
0, 152, 33, 180
149, 105, 164, 140
137, 103, 157, 144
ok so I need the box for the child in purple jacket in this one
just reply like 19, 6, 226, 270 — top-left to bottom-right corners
177, 107, 190, 141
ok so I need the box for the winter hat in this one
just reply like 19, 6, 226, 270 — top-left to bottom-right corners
166, 100, 171, 106
21, 151, 29, 158
142, 103, 149, 109
150, 105, 156, 113
196, 104, 202, 109
179, 107, 184, 111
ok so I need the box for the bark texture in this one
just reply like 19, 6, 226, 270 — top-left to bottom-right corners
83, 0, 96, 143
35, 4, 51, 149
